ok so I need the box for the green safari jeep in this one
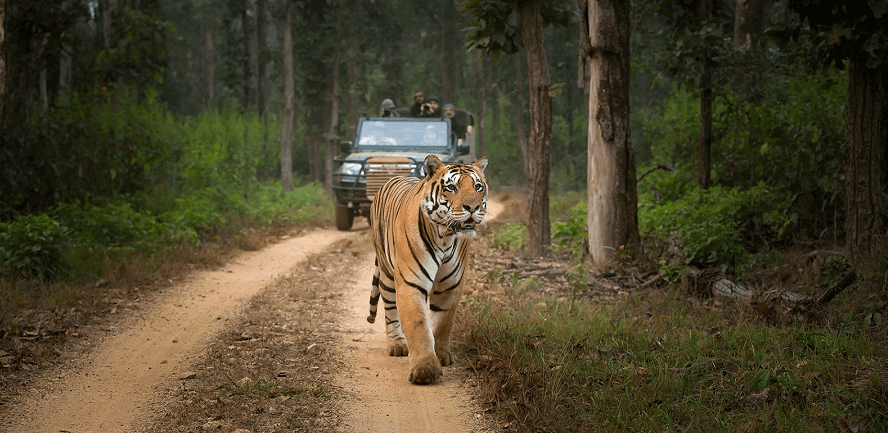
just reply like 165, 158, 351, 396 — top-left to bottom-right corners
331, 114, 475, 230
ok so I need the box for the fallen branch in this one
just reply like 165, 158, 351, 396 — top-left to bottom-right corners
816, 272, 857, 304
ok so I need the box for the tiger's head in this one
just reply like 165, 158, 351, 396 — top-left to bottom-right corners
422, 155, 489, 237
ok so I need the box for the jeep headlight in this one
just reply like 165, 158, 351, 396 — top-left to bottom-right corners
338, 162, 362, 176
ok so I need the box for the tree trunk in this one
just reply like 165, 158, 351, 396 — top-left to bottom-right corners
441, 0, 456, 104
734, 0, 764, 49
280, 7, 294, 191
325, 48, 341, 197
513, 54, 530, 179
474, 54, 487, 158
345, 0, 362, 139
844, 55, 888, 265
103, 0, 115, 49
0, 0, 5, 118
256, 0, 270, 177
583, 0, 638, 263
697, 0, 713, 190
518, 0, 553, 257
256, 0, 266, 118
203, 8, 215, 105
240, 0, 251, 111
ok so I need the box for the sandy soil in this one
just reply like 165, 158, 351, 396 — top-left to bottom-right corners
0, 202, 503, 433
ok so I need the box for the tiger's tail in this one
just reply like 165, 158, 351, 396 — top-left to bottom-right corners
367, 258, 381, 323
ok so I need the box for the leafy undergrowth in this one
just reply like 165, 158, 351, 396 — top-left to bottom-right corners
459, 218, 887, 432
0, 184, 332, 407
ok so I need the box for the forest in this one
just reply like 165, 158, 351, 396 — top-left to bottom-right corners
0, 0, 886, 429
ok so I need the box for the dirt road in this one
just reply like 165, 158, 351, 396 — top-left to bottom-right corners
1, 202, 502, 432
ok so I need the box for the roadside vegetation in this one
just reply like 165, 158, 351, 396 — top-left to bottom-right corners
456, 57, 886, 431
462, 190, 886, 432
0, 91, 332, 332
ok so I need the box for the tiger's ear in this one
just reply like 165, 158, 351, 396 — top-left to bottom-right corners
423, 155, 445, 179
473, 156, 488, 173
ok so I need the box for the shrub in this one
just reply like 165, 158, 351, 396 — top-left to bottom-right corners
54, 199, 165, 251
0, 214, 71, 281
639, 182, 795, 274
490, 223, 528, 254
551, 200, 587, 258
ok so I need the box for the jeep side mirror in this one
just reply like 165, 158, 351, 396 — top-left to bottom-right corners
340, 141, 353, 153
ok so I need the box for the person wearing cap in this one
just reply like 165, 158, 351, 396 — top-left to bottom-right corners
409, 91, 426, 117
419, 94, 441, 118
379, 98, 399, 117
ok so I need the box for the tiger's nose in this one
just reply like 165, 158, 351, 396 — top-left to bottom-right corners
463, 204, 480, 213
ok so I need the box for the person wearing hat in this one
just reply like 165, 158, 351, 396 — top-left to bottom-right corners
419, 94, 441, 118
379, 98, 399, 117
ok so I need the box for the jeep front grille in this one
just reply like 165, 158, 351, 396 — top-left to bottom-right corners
365, 157, 414, 201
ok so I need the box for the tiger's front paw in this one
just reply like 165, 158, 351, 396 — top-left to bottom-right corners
408, 356, 442, 384
388, 339, 409, 357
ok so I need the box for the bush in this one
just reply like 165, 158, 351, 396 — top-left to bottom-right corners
551, 200, 587, 258
0, 214, 71, 281
490, 223, 528, 253
54, 199, 166, 251
639, 182, 795, 274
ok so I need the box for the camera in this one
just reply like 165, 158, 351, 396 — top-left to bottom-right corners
421, 103, 432, 114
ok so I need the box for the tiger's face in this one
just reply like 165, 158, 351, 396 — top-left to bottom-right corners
422, 155, 489, 237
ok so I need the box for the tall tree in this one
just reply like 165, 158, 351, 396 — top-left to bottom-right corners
202, 6, 215, 105
788, 1, 888, 265
0, 0, 6, 119
462, 0, 570, 256
474, 54, 487, 158
279, 4, 294, 191
513, 54, 530, 178
518, 0, 554, 256
441, 0, 456, 104
697, 0, 713, 190
734, 0, 764, 48
577, 0, 638, 262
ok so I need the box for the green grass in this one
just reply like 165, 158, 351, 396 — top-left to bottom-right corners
461, 292, 887, 432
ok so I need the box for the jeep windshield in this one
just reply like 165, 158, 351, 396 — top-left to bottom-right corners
355, 118, 450, 151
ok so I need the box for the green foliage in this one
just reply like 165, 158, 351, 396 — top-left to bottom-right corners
640, 182, 795, 274
95, 8, 175, 97
460, 0, 571, 60
54, 199, 165, 251
489, 223, 528, 254
551, 200, 587, 258
0, 214, 71, 281
0, 90, 180, 219
637, 65, 846, 240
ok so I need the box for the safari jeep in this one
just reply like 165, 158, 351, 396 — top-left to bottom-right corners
332, 114, 475, 230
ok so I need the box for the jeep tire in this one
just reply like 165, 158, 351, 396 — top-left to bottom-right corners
335, 205, 354, 231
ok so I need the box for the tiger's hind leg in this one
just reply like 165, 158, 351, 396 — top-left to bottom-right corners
375, 262, 408, 356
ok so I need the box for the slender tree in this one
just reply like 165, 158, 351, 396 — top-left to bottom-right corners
0, 0, 6, 118
441, 0, 456, 104
202, 6, 215, 106
513, 53, 530, 178
279, 5, 294, 191
462, 0, 569, 257
697, 0, 713, 190
518, 0, 553, 257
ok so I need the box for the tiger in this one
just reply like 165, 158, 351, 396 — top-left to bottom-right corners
366, 154, 489, 384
